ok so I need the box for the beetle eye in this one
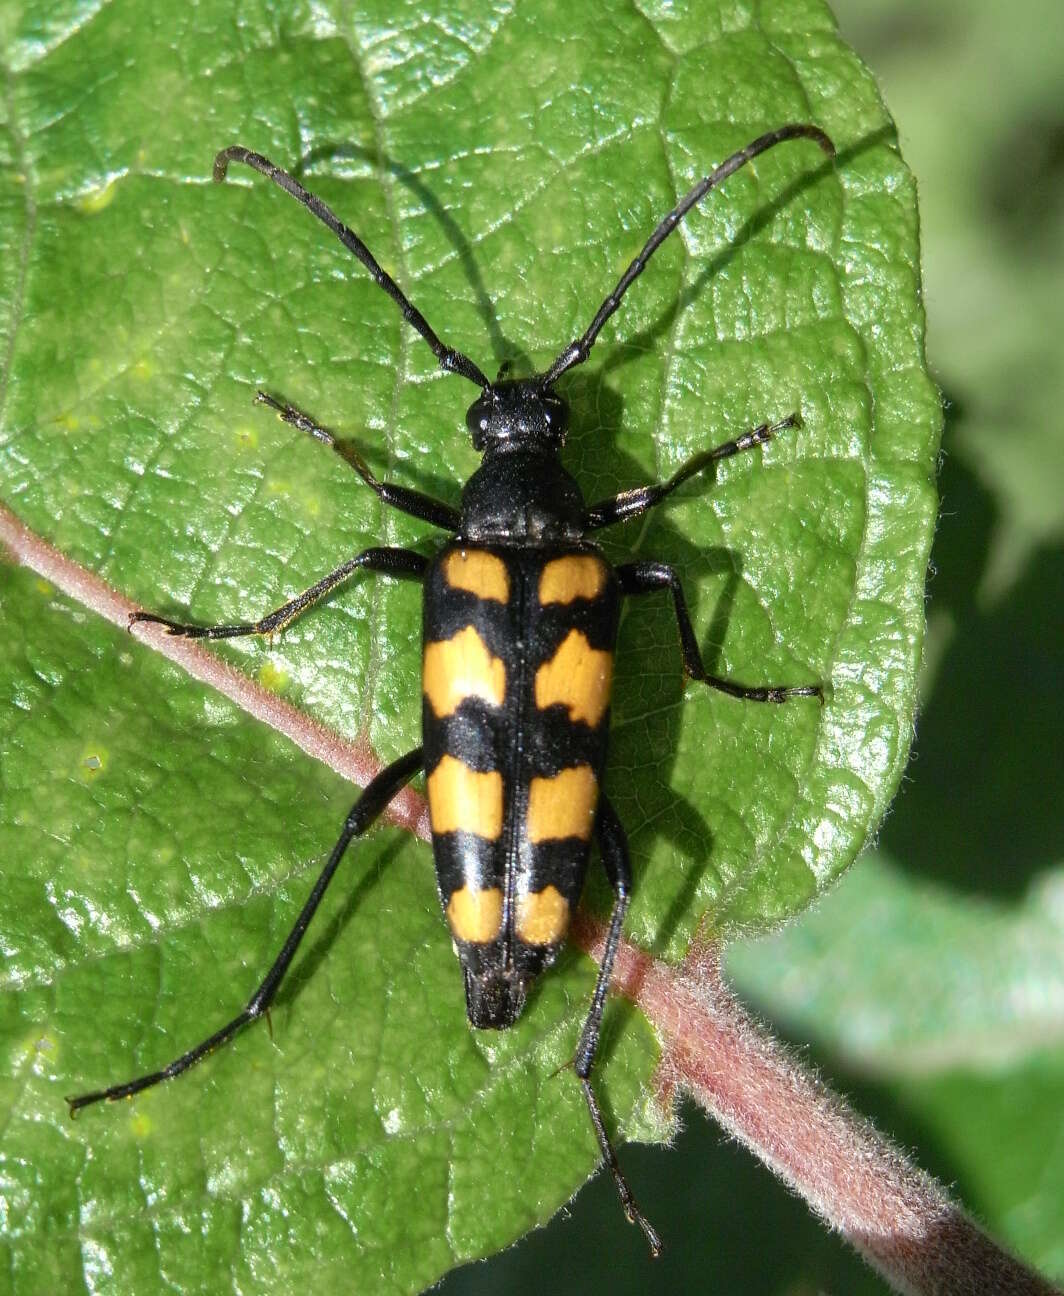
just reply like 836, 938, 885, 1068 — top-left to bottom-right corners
466, 399, 489, 435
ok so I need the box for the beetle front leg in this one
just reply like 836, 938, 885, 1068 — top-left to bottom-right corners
130, 546, 427, 640
257, 392, 461, 532
584, 414, 799, 531
617, 561, 822, 703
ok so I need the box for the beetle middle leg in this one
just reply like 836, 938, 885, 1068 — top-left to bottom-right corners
573, 795, 662, 1256
130, 545, 426, 640
618, 561, 822, 703
67, 746, 424, 1115
583, 413, 800, 530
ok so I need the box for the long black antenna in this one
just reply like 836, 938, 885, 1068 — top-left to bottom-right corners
540, 124, 836, 388
214, 146, 491, 390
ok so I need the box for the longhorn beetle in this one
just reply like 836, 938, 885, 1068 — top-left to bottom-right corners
69, 123, 835, 1253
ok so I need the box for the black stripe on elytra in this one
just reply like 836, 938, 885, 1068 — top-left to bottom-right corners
431, 832, 504, 901
514, 839, 592, 899
531, 594, 619, 654
458, 936, 559, 981
422, 595, 514, 661
423, 697, 608, 776
422, 702, 511, 775
527, 710, 610, 775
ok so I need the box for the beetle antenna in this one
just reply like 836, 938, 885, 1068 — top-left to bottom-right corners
540, 124, 836, 387
214, 147, 491, 390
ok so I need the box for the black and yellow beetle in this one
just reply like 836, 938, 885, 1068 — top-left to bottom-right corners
68, 123, 835, 1252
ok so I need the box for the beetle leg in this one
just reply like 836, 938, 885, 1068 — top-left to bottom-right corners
129, 546, 427, 640
617, 560, 822, 702
256, 391, 461, 531
573, 795, 662, 1256
67, 747, 425, 1115
583, 413, 799, 530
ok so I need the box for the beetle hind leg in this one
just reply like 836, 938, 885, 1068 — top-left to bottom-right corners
66, 747, 424, 1115
573, 795, 662, 1256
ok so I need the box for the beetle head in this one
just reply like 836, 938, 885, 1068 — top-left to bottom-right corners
465, 378, 569, 455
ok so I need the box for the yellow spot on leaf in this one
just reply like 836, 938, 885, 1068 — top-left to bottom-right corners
76, 179, 118, 214
257, 661, 289, 693
130, 1112, 153, 1139
17, 1029, 58, 1070
78, 746, 108, 781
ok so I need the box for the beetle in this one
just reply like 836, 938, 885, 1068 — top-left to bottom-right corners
68, 123, 835, 1252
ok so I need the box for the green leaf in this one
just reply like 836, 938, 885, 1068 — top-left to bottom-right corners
0, 0, 937, 1290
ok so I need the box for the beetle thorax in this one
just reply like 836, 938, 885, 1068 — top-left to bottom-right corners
460, 450, 584, 542
460, 379, 583, 542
